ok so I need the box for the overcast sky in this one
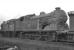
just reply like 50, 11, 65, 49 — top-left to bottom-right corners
0, 0, 73, 24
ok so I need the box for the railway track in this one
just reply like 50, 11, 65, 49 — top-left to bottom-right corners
0, 37, 74, 50
0, 37, 74, 47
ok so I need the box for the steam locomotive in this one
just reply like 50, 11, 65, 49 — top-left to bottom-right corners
0, 7, 74, 42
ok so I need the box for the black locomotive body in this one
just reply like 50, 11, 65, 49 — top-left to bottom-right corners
0, 7, 74, 42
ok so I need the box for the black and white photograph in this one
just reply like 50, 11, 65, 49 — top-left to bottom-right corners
0, 0, 74, 50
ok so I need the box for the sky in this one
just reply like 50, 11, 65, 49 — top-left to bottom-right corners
0, 0, 74, 25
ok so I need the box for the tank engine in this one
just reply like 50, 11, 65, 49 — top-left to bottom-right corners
0, 7, 72, 42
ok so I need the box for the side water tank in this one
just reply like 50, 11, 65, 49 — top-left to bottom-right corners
68, 11, 74, 31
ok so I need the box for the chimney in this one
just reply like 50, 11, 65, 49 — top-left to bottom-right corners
40, 12, 45, 15
68, 11, 74, 31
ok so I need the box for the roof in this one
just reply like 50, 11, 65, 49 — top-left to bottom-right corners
68, 11, 74, 14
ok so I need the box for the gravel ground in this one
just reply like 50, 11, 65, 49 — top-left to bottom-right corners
0, 37, 74, 50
